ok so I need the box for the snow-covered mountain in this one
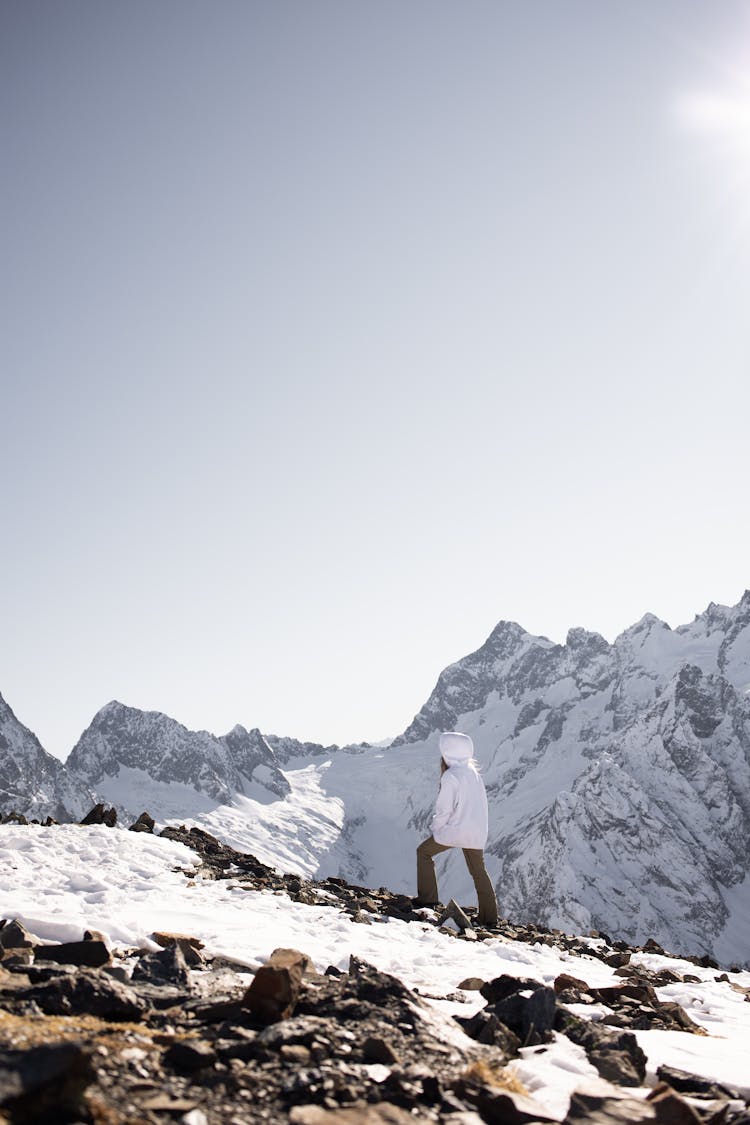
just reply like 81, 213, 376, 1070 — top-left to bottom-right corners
3, 591, 750, 964
0, 692, 93, 821
64, 701, 291, 820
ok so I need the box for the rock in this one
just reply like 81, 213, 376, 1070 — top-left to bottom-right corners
655, 1065, 743, 1101
35, 940, 110, 969
554, 972, 591, 995
560, 1016, 647, 1086
1, 811, 29, 825
646, 1083, 703, 1124
455, 1071, 558, 1124
458, 977, 485, 991
567, 1082, 656, 1122
79, 802, 117, 826
242, 949, 306, 1023
20, 967, 145, 1020
163, 1039, 216, 1073
132, 944, 190, 986
486, 985, 557, 1046
128, 811, 155, 832
480, 975, 546, 1004
438, 899, 473, 931
151, 932, 205, 968
455, 1009, 520, 1054
269, 946, 317, 978
362, 1036, 400, 1065
0, 921, 36, 950
0, 1042, 95, 1123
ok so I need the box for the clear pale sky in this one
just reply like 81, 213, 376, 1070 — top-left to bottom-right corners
2, 1, 749, 760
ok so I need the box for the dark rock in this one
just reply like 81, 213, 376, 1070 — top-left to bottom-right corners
480, 975, 547, 1004
566, 1085, 656, 1122
646, 1082, 703, 1124
455, 1008, 521, 1053
80, 802, 117, 826
487, 986, 557, 1046
554, 972, 591, 995
0, 1042, 95, 1123
560, 1015, 647, 1085
655, 1065, 743, 1101
132, 943, 190, 986
362, 1036, 401, 1065
19, 967, 145, 1020
35, 940, 110, 969
129, 810, 155, 832
163, 1039, 217, 1072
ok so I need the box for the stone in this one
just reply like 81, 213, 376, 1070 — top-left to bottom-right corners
646, 1083, 703, 1124
129, 811, 155, 832
242, 950, 306, 1023
455, 1073, 558, 1124
455, 1010, 521, 1054
487, 986, 557, 1046
561, 1016, 647, 1085
480, 975, 547, 1004
438, 899, 473, 931
35, 940, 110, 969
655, 1065, 742, 1101
0, 1042, 95, 1122
163, 1039, 216, 1072
132, 944, 190, 986
458, 977, 485, 991
554, 972, 591, 995
80, 802, 117, 826
362, 1036, 400, 1065
151, 931, 205, 968
567, 1084, 656, 1122
20, 968, 145, 1020
0, 921, 36, 950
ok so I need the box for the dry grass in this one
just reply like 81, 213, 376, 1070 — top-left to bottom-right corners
0, 1009, 194, 1051
462, 1058, 529, 1095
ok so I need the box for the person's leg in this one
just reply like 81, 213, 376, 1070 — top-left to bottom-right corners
416, 836, 450, 904
462, 848, 499, 927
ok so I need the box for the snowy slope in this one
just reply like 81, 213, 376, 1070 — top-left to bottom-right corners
2, 823, 750, 1118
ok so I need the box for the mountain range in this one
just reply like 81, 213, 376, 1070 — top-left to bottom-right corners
2, 590, 750, 966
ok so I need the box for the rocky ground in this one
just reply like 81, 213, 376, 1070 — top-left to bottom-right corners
1, 811, 750, 1124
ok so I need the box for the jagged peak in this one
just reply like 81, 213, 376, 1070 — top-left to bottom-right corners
565, 626, 609, 652
616, 612, 670, 641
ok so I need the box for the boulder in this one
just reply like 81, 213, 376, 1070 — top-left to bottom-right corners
0, 920, 36, 950
132, 944, 190, 986
35, 940, 110, 969
242, 949, 307, 1023
80, 803, 117, 827
128, 811, 155, 833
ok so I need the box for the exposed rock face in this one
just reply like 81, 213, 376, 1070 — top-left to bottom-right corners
65, 702, 290, 821
0, 693, 93, 823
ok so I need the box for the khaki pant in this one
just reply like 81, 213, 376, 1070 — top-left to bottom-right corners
416, 835, 498, 927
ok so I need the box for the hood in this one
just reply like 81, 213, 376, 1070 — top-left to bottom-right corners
439, 731, 474, 766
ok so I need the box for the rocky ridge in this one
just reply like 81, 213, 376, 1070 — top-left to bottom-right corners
2, 819, 750, 1125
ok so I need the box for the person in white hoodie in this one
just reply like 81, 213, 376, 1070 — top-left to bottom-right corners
415, 731, 498, 927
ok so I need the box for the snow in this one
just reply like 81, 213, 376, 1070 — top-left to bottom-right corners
3, 824, 750, 1116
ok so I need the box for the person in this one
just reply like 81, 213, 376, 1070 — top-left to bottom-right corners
415, 730, 498, 928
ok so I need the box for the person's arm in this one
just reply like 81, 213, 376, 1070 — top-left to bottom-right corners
430, 772, 457, 836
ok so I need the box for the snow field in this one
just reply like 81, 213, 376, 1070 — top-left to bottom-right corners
2, 824, 750, 1116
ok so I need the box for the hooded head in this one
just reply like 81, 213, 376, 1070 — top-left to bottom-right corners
439, 731, 475, 767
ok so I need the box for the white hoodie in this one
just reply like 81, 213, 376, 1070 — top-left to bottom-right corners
430, 731, 489, 850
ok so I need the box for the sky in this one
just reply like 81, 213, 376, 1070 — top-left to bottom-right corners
2, 1, 749, 760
